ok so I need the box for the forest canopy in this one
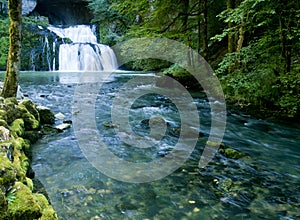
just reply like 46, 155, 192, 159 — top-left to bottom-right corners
87, 0, 300, 118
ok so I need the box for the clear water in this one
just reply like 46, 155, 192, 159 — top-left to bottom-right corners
12, 71, 300, 219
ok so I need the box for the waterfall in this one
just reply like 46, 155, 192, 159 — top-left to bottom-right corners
48, 25, 118, 72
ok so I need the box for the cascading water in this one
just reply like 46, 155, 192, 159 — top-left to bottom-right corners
48, 25, 118, 71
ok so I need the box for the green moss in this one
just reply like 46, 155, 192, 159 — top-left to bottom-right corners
10, 118, 25, 137
219, 148, 246, 159
24, 131, 41, 144
33, 193, 58, 220
8, 182, 42, 220
0, 156, 16, 191
0, 119, 8, 128
20, 100, 40, 121
0, 188, 8, 219
26, 177, 33, 192
23, 112, 40, 130
0, 110, 8, 122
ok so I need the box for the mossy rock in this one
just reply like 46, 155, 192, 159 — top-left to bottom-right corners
8, 182, 42, 220
26, 177, 34, 192
20, 99, 40, 121
0, 188, 8, 220
10, 118, 25, 137
5, 97, 18, 107
218, 178, 233, 192
22, 112, 40, 131
23, 131, 41, 144
0, 141, 14, 161
40, 125, 59, 135
37, 106, 55, 125
0, 156, 17, 192
33, 193, 58, 220
219, 148, 247, 159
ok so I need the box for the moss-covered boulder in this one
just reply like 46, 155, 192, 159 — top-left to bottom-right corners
10, 119, 25, 137
0, 98, 58, 219
0, 141, 13, 162
219, 148, 247, 159
33, 193, 58, 220
37, 106, 55, 125
20, 99, 40, 122
8, 182, 42, 220
0, 156, 17, 192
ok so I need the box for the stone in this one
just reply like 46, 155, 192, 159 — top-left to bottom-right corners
40, 125, 59, 135
24, 131, 41, 144
219, 148, 247, 159
37, 106, 55, 125
55, 123, 71, 131
22, 0, 37, 16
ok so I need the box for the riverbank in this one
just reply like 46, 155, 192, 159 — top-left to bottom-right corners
0, 97, 57, 219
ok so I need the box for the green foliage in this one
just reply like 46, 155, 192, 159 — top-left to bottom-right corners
7, 188, 16, 204
163, 64, 189, 77
0, 18, 9, 70
213, 0, 300, 117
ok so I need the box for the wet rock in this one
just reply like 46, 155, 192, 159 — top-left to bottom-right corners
54, 112, 65, 120
37, 106, 55, 125
219, 148, 247, 159
24, 131, 41, 144
40, 125, 59, 135
55, 123, 71, 131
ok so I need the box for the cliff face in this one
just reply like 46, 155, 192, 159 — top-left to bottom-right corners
24, 0, 92, 25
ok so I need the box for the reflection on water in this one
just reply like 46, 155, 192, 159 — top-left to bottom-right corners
13, 72, 300, 219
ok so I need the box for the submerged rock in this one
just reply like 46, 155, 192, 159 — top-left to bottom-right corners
219, 148, 247, 159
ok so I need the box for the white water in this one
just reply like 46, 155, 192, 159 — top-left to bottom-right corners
48, 25, 118, 71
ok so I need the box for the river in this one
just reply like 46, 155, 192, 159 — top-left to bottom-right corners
13, 71, 300, 219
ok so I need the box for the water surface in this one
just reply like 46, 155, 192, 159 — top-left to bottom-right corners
14, 71, 300, 219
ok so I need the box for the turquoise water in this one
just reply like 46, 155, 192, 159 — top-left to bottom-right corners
14, 71, 300, 219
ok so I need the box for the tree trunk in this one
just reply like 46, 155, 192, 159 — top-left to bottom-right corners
202, 0, 208, 60
227, 0, 234, 54
1, 0, 22, 98
236, 18, 244, 52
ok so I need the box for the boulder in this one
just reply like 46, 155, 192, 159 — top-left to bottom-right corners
36, 106, 55, 125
